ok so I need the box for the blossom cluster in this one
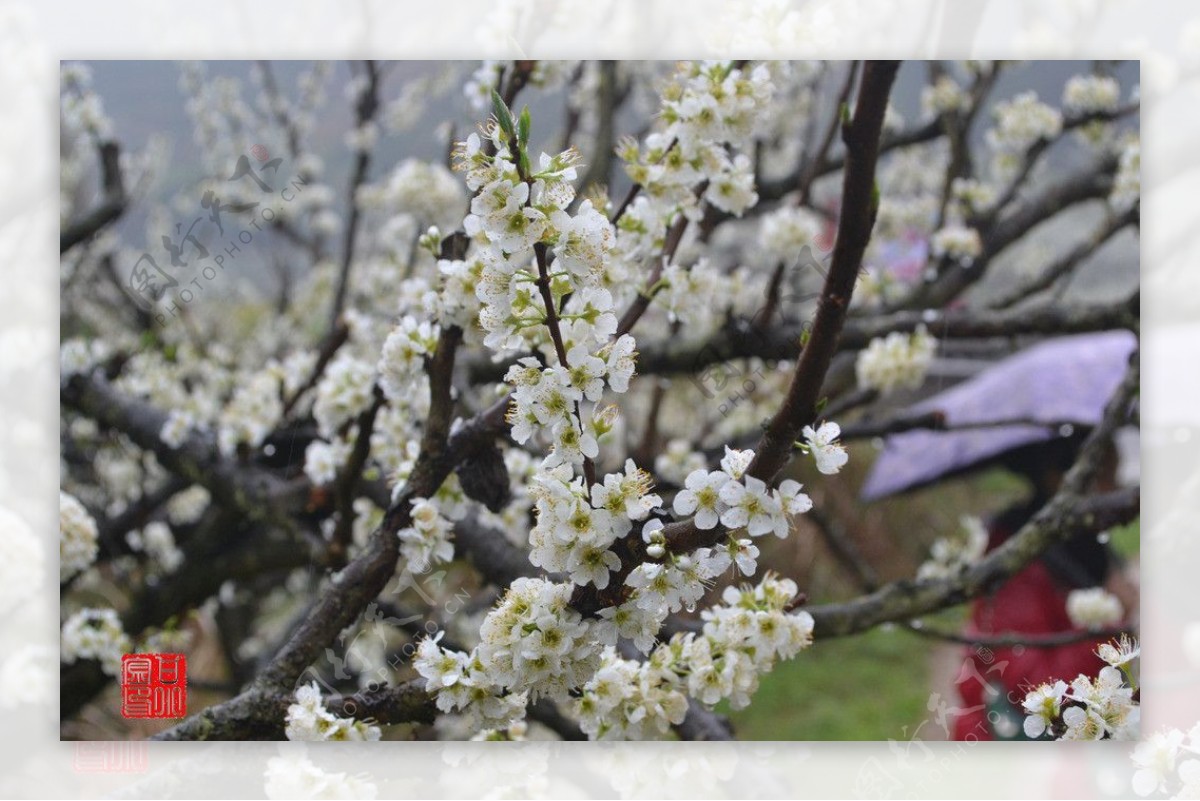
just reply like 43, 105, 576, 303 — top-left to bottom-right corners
758, 205, 824, 266
126, 520, 184, 574
855, 324, 938, 395
615, 60, 775, 257
60, 490, 99, 582
801, 422, 851, 475
503, 338, 634, 469
671, 446, 812, 537
986, 91, 1063, 155
396, 497, 457, 572
60, 338, 111, 380
359, 158, 467, 232
311, 354, 376, 439
1062, 74, 1121, 116
921, 74, 970, 119
527, 460, 659, 588
575, 574, 815, 739
1021, 636, 1140, 740
929, 223, 983, 266
916, 515, 988, 581
1110, 136, 1140, 212
1066, 586, 1124, 630
414, 577, 600, 726
217, 369, 284, 456
284, 681, 382, 741
653, 439, 708, 486
61, 608, 131, 676
377, 316, 439, 402
949, 177, 998, 216
414, 633, 530, 733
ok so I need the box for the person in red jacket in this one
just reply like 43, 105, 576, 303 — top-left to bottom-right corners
949, 435, 1132, 741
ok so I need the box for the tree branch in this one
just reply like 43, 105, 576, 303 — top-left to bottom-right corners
61, 140, 127, 253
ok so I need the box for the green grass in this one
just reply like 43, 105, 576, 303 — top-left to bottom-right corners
724, 625, 933, 740
1108, 519, 1140, 559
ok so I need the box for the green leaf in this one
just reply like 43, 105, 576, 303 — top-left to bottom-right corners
491, 89, 515, 139
518, 106, 531, 146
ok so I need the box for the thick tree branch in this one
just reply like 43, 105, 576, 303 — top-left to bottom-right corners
61, 140, 127, 253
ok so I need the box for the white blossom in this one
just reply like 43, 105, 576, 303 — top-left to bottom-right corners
397, 497, 454, 572
378, 316, 438, 402
284, 681, 382, 741
917, 515, 989, 580
987, 91, 1062, 154
303, 437, 352, 486
759, 205, 823, 265
855, 325, 938, 395
930, 224, 983, 266
921, 74, 970, 118
720, 447, 754, 480
127, 521, 184, 573
1110, 136, 1140, 212
654, 439, 707, 486
672, 469, 731, 530
1066, 586, 1124, 630
61, 608, 130, 676
719, 475, 785, 538
801, 421, 850, 475
313, 355, 376, 439
218, 370, 284, 456
159, 409, 197, 449
60, 491, 99, 582
1063, 74, 1120, 116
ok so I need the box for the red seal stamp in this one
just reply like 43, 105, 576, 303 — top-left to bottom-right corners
120, 653, 187, 719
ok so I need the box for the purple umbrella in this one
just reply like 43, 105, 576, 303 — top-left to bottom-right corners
860, 330, 1137, 501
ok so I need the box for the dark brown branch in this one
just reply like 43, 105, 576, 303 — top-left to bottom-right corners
327, 389, 385, 566
810, 486, 1138, 639
281, 320, 350, 418
152, 680, 435, 740
658, 59, 899, 560
61, 140, 127, 253
908, 153, 1119, 309
674, 705, 734, 741
745, 61, 899, 484
327, 60, 381, 332
159, 326, 466, 739
613, 205, 693, 339
976, 102, 1139, 223
61, 373, 305, 531
838, 413, 1091, 442
759, 119, 943, 203
615, 292, 1138, 383
902, 621, 1133, 650
90, 474, 189, 561
795, 61, 859, 206
256, 61, 302, 159
62, 512, 322, 720
987, 205, 1138, 310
